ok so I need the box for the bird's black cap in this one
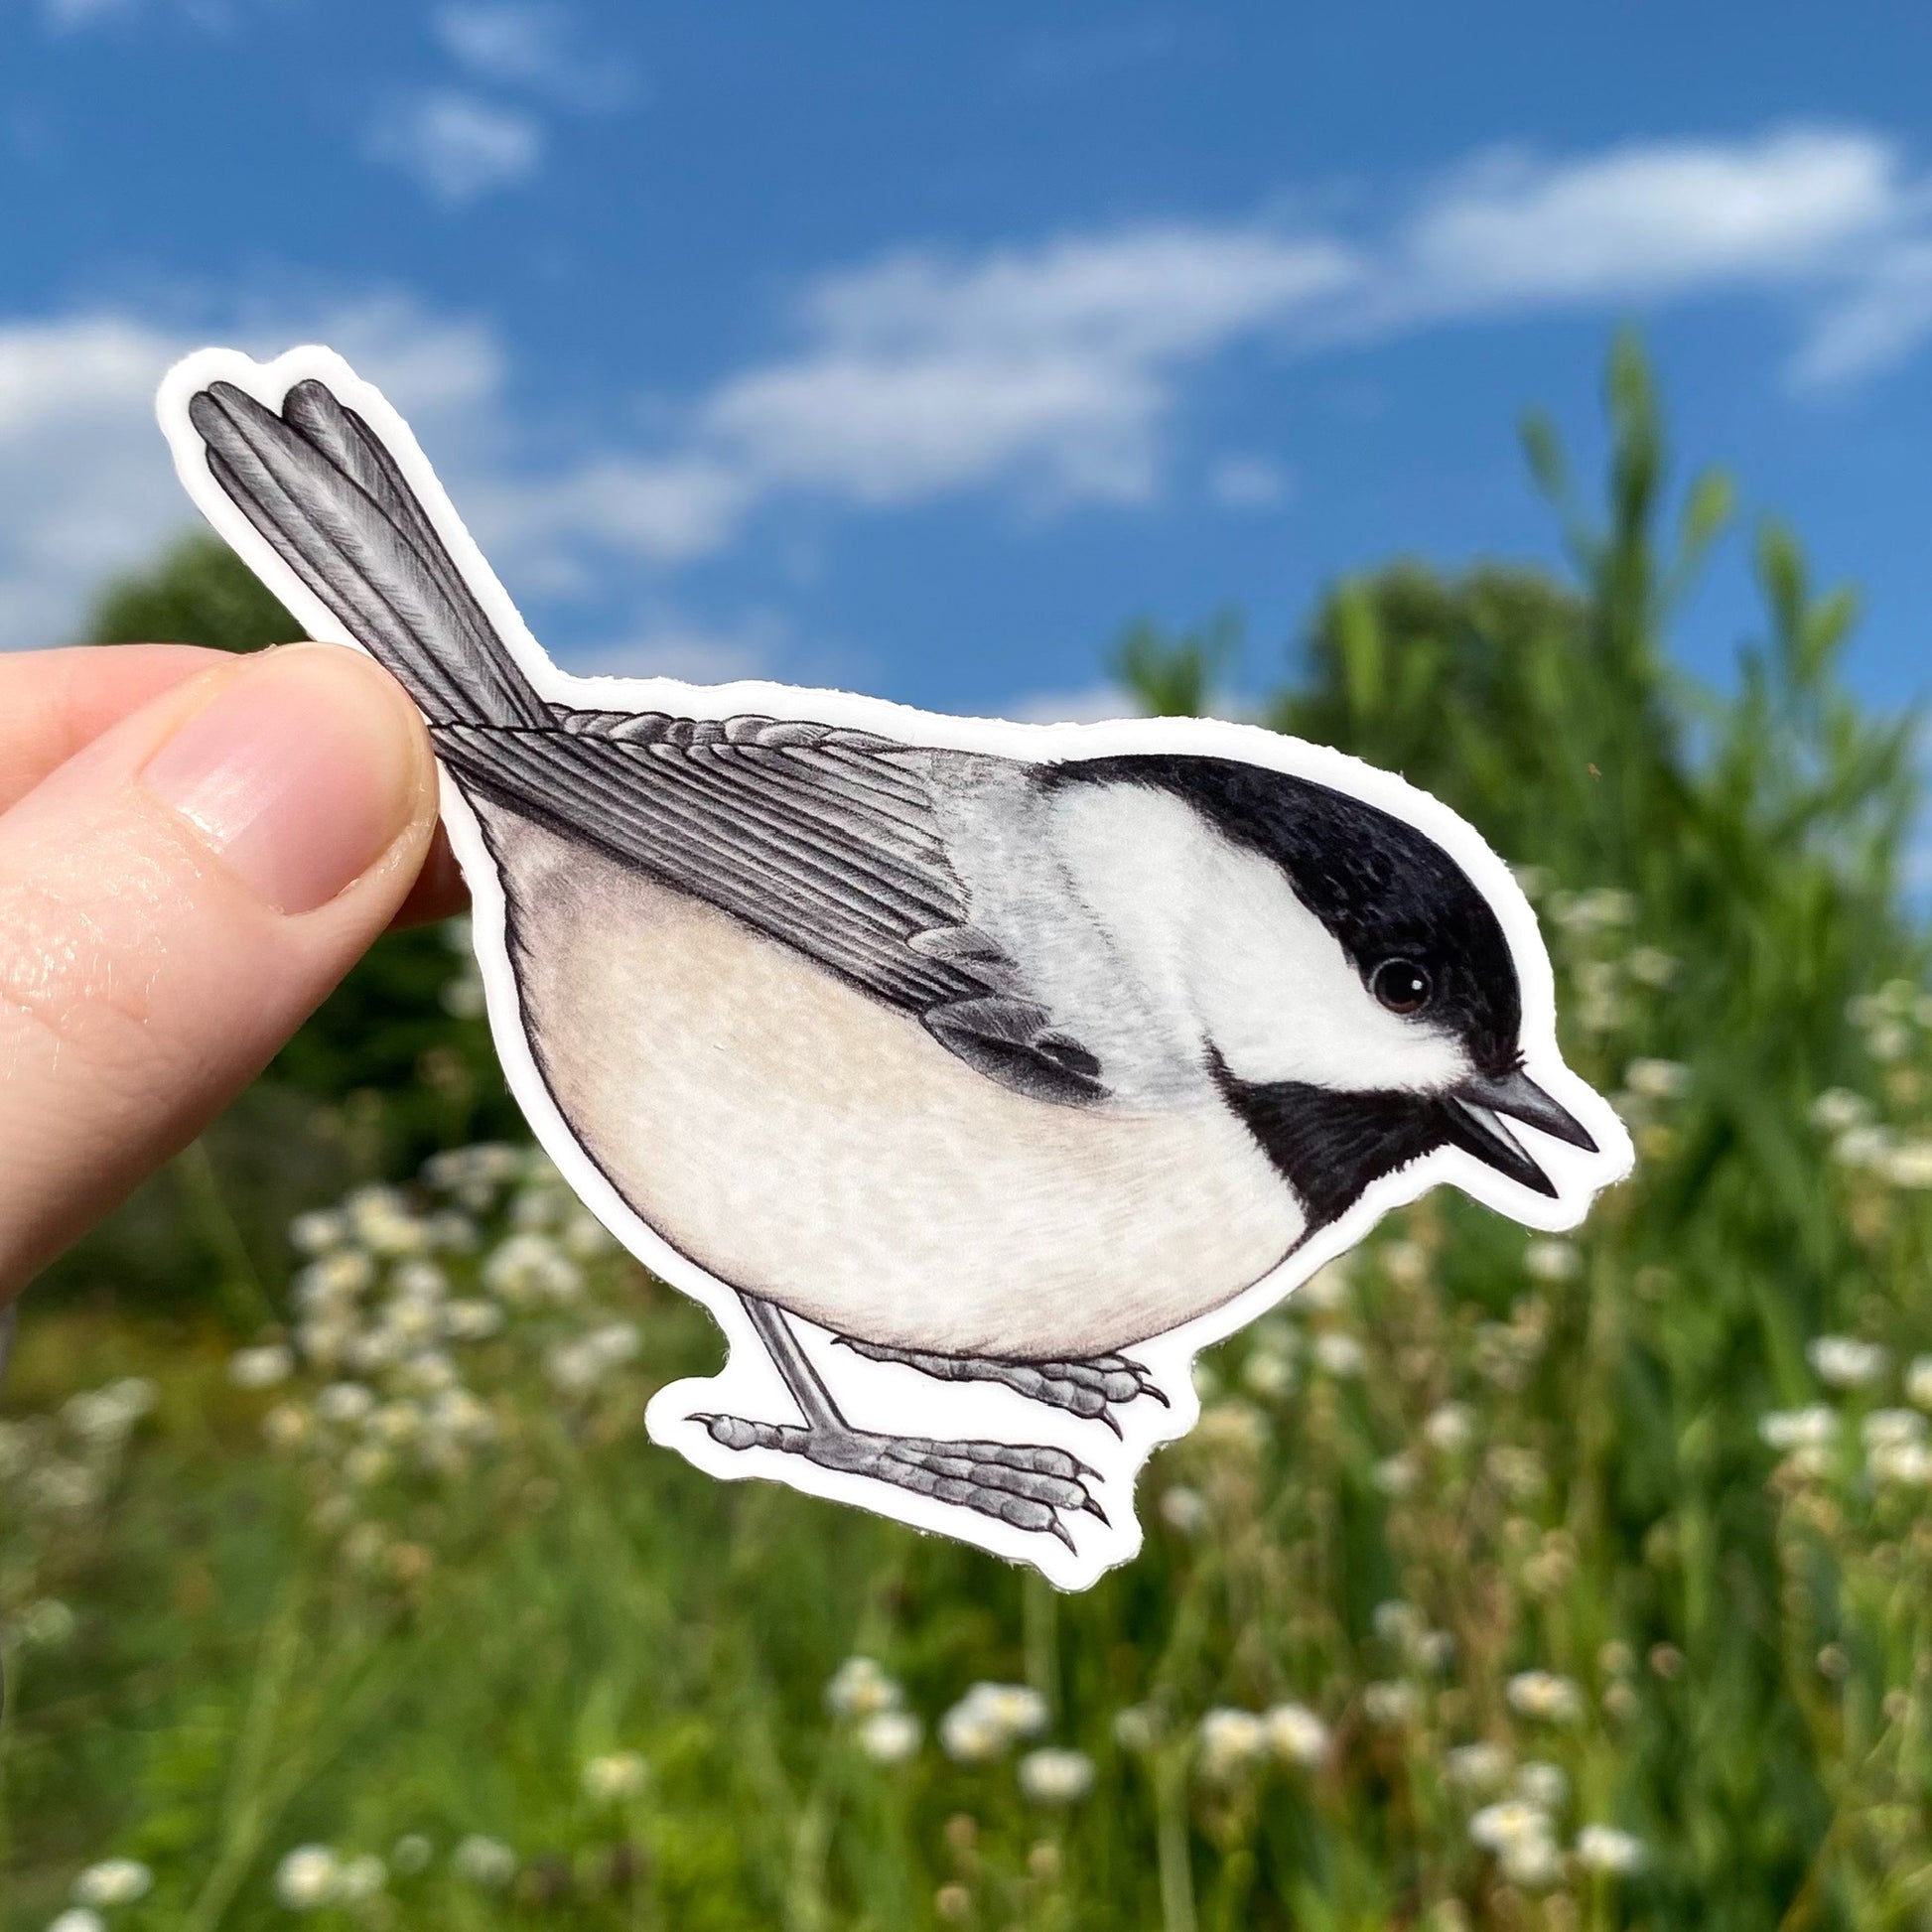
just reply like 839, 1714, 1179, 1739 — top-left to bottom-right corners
1050, 753, 1522, 1073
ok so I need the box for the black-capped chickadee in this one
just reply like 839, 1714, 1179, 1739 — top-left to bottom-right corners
170, 356, 1620, 1567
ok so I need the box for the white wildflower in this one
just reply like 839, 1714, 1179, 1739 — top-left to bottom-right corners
1112, 1705, 1160, 1753
390, 1259, 448, 1300
289, 1208, 348, 1255
368, 1401, 424, 1445
424, 1208, 479, 1252
1884, 1142, 1932, 1188
1160, 1485, 1207, 1534
1760, 1405, 1837, 1451
582, 1750, 649, 1800
1808, 1335, 1889, 1389
26, 1461, 102, 1513
17, 1599, 77, 1649
1868, 1441, 1932, 1486
1810, 1088, 1870, 1134
1470, 1800, 1562, 1888
424, 1389, 495, 1445
1523, 1238, 1581, 1283
1506, 1670, 1584, 1725
563, 1212, 618, 1258
1241, 1347, 1295, 1399
1424, 1402, 1475, 1453
1626, 946, 1679, 986
1374, 1599, 1422, 1646
1298, 1260, 1350, 1311
49, 1911, 106, 1932
825, 1656, 901, 1719
1514, 1760, 1568, 1810
398, 1350, 457, 1395
1374, 1452, 1420, 1497
483, 1232, 582, 1305
228, 1344, 294, 1390
1863, 1409, 1926, 1450
858, 1711, 922, 1764
1446, 1740, 1512, 1794
390, 1835, 433, 1875
317, 1382, 376, 1426
294, 1250, 375, 1308
1312, 1332, 1365, 1377
450, 1836, 517, 1886
63, 1379, 156, 1442
72, 1859, 153, 1905
1381, 1240, 1430, 1288
1906, 1355, 1932, 1412
260, 1403, 311, 1451
1625, 1058, 1691, 1100
1834, 1125, 1895, 1171
336, 1856, 386, 1902
940, 1682, 1045, 1760
1363, 1681, 1421, 1727
1485, 1445, 1546, 1501
1576, 1824, 1647, 1874
1019, 1746, 1094, 1803
275, 1846, 342, 1909
1196, 1708, 1269, 1780
344, 1445, 392, 1486
1868, 1022, 1912, 1062
348, 1186, 427, 1256
1264, 1702, 1329, 1767
1193, 1401, 1268, 1459
443, 1299, 505, 1341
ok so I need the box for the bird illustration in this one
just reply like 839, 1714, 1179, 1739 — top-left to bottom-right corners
166, 348, 1627, 1580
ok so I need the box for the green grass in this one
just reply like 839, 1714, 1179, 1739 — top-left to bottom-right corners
3, 337, 1930, 1930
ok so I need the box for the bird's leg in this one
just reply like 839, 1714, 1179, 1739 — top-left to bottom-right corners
697, 1294, 1106, 1550
832, 1338, 1167, 1435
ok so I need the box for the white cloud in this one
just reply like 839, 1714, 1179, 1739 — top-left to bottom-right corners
367, 90, 545, 204
1399, 128, 1900, 310
1208, 454, 1292, 510
1791, 238, 1932, 385
700, 227, 1357, 511
434, 3, 634, 111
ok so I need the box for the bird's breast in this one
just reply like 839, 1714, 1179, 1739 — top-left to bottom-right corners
477, 809, 1304, 1359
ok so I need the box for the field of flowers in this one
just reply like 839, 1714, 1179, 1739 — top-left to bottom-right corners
2, 342, 1929, 1929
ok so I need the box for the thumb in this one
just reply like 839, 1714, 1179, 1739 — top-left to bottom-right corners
0, 643, 442, 1293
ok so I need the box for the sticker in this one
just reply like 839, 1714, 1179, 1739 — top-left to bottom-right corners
158, 345, 1632, 1589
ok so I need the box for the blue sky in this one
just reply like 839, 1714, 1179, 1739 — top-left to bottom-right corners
2, 1, 1930, 734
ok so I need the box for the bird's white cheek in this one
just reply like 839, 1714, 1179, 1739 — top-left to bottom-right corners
1047, 782, 1473, 1098
1185, 864, 1472, 1095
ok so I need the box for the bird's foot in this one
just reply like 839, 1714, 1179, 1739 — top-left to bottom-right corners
834, 1340, 1168, 1434
695, 1414, 1105, 1550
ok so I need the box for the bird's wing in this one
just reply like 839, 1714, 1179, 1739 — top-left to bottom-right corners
437, 708, 1107, 1105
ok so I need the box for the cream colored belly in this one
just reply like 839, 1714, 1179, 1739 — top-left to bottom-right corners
490, 816, 1303, 1359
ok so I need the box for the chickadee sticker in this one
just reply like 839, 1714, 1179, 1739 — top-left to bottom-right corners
160, 346, 1632, 1589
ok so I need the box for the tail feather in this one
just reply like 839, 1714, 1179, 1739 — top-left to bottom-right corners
187, 379, 549, 730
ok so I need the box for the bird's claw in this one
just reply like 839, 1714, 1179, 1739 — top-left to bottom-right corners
835, 1339, 1167, 1424
697, 1413, 1103, 1545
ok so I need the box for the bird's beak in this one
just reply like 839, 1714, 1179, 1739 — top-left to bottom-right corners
1442, 1066, 1598, 1197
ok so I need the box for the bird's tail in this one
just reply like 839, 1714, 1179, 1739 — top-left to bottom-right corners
185, 377, 550, 730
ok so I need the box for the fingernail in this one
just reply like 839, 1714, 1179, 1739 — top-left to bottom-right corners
141, 647, 425, 914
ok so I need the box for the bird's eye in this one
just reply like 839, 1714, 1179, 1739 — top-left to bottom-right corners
1370, 959, 1433, 1016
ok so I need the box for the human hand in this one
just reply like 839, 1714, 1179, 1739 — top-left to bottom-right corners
0, 642, 463, 1297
